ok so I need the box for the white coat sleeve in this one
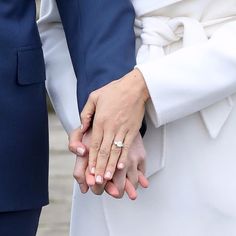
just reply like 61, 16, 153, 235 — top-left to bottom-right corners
37, 0, 81, 134
137, 21, 236, 128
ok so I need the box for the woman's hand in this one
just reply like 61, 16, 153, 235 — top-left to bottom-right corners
80, 69, 150, 184
107, 133, 149, 200
70, 128, 149, 200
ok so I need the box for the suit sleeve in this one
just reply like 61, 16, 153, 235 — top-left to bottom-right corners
137, 21, 236, 128
38, 0, 147, 135
55, 0, 137, 111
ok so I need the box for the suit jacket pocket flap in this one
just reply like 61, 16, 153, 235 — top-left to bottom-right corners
17, 47, 46, 85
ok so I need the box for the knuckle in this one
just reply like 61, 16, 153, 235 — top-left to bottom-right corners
98, 148, 109, 159
95, 167, 105, 175
89, 160, 96, 167
111, 147, 121, 155
73, 172, 84, 184
123, 144, 130, 152
104, 123, 116, 133
107, 162, 116, 170
113, 118, 122, 127
91, 142, 100, 151
68, 142, 76, 152
89, 91, 97, 100
122, 126, 129, 134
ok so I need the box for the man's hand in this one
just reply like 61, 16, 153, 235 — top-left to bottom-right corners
80, 69, 150, 184
69, 128, 149, 200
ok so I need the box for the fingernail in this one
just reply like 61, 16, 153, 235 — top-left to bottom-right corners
96, 175, 103, 184
91, 167, 95, 174
77, 147, 85, 156
118, 163, 125, 169
105, 171, 112, 180
80, 124, 84, 130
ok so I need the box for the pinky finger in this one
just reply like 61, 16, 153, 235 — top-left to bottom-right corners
138, 171, 149, 188
125, 179, 137, 200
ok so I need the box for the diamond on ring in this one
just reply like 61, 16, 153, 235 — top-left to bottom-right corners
114, 141, 124, 148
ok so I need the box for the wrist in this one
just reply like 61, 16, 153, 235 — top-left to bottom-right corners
132, 68, 150, 102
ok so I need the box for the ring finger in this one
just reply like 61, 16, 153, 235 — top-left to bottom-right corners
104, 131, 127, 181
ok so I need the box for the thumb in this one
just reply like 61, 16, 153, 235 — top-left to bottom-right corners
80, 92, 97, 131
69, 128, 88, 157
138, 171, 149, 188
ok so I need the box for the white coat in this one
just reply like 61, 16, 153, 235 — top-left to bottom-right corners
38, 0, 236, 235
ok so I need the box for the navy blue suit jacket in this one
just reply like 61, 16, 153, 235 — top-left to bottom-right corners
0, 0, 48, 212
55, 0, 137, 111
0, 0, 138, 212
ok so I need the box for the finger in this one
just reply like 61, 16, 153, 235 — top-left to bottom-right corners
137, 159, 149, 188
105, 182, 120, 198
69, 128, 87, 157
127, 166, 139, 190
138, 171, 149, 188
90, 181, 107, 196
88, 124, 103, 175
125, 179, 137, 200
137, 155, 146, 175
79, 183, 89, 194
95, 132, 115, 184
73, 156, 89, 193
85, 167, 96, 186
80, 93, 97, 131
112, 168, 127, 198
117, 132, 136, 170
104, 131, 126, 181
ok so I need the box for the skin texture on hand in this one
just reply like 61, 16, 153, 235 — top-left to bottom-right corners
80, 69, 150, 185
69, 128, 149, 200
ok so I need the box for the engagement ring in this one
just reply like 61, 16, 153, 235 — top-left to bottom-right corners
114, 141, 124, 148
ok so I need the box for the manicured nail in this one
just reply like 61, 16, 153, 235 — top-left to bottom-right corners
80, 124, 84, 130
77, 147, 85, 156
118, 163, 125, 169
105, 171, 112, 180
96, 175, 103, 184
91, 167, 95, 174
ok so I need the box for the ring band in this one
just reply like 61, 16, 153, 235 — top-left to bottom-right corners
114, 141, 124, 148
